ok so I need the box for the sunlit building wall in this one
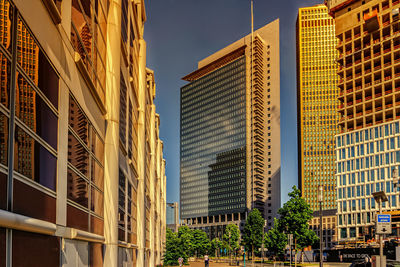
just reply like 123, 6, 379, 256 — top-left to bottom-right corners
296, 5, 339, 212
327, 0, 400, 241
0, 0, 166, 266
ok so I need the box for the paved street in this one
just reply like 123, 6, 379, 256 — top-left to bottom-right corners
186, 261, 351, 267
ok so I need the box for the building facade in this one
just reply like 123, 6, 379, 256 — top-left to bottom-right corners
326, 0, 400, 242
180, 20, 280, 237
335, 121, 400, 240
166, 202, 179, 232
297, 5, 340, 212
309, 210, 338, 249
0, 0, 166, 266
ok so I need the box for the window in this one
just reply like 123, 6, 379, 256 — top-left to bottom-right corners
67, 94, 104, 234
71, 0, 107, 103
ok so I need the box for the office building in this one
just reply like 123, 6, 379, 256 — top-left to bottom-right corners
167, 202, 180, 232
326, 0, 400, 241
297, 5, 340, 212
309, 210, 338, 249
180, 20, 281, 237
0, 0, 166, 266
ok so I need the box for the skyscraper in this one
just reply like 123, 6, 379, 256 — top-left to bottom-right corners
327, 0, 400, 241
180, 20, 280, 236
296, 5, 339, 211
296, 5, 340, 248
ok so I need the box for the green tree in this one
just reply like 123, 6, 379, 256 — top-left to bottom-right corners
223, 224, 240, 263
242, 209, 264, 260
277, 186, 319, 260
264, 218, 287, 257
192, 229, 211, 257
164, 228, 185, 266
211, 237, 223, 257
178, 226, 194, 257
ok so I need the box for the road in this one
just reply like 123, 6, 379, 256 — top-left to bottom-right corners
186, 261, 351, 267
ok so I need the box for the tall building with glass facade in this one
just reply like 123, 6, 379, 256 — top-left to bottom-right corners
0, 0, 166, 266
180, 20, 280, 237
297, 4, 340, 211
326, 0, 400, 242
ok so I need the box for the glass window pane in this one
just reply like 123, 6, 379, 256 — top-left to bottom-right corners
91, 187, 103, 217
91, 129, 104, 165
67, 168, 88, 208
12, 230, 59, 267
0, 0, 13, 52
0, 52, 10, 108
0, 172, 6, 210
38, 50, 59, 108
14, 126, 57, 190
67, 203, 89, 232
68, 130, 89, 177
16, 72, 58, 149
91, 158, 103, 190
0, 113, 8, 166
69, 96, 88, 145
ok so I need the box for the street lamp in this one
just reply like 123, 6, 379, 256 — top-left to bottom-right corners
373, 191, 389, 267
318, 185, 324, 267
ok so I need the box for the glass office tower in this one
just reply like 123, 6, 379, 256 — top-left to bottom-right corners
180, 20, 281, 236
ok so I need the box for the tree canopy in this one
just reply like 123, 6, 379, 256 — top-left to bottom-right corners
242, 208, 264, 257
276, 186, 318, 250
264, 218, 287, 256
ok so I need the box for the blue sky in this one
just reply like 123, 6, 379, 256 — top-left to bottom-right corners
144, 0, 322, 205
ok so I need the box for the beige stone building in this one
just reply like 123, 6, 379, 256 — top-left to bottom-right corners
309, 210, 338, 249
0, 0, 166, 266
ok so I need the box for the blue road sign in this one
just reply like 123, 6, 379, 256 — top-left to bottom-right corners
377, 214, 391, 223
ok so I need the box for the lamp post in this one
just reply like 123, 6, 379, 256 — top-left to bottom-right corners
318, 185, 324, 267
373, 191, 389, 267
393, 166, 399, 237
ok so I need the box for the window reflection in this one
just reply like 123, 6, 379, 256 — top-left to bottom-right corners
91, 129, 104, 165
16, 72, 58, 149
0, 52, 10, 108
91, 158, 103, 190
67, 168, 88, 208
91, 187, 103, 216
0, 113, 8, 166
0, 0, 12, 52
69, 95, 88, 145
14, 126, 57, 190
71, 0, 107, 103
68, 130, 89, 177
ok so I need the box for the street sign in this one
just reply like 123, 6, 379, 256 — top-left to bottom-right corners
288, 234, 293, 246
376, 214, 392, 235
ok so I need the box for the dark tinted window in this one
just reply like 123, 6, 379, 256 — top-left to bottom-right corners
38, 51, 59, 108
91, 158, 103, 190
14, 126, 57, 190
67, 168, 88, 208
0, 113, 8, 166
91, 129, 104, 165
69, 96, 88, 145
67, 204, 89, 232
16, 72, 58, 149
68, 130, 89, 177
91, 187, 103, 216
13, 179, 56, 223
12, 230, 59, 267
0, 172, 7, 210
0, 53, 11, 108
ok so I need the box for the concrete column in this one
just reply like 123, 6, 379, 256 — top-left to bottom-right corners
104, 0, 121, 266
136, 38, 147, 267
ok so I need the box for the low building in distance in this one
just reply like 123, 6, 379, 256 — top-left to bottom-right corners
167, 202, 180, 232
